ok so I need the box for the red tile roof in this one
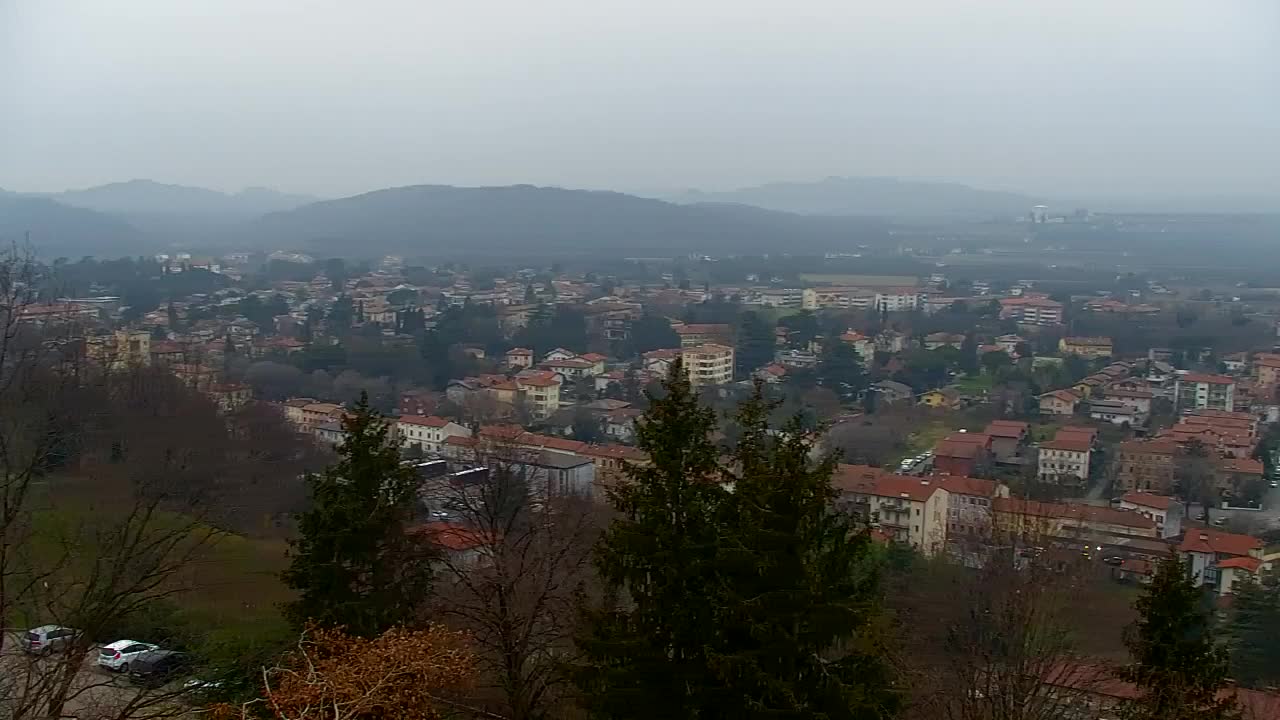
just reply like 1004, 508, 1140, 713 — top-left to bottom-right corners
1179, 372, 1235, 385
1120, 492, 1175, 511
412, 522, 494, 552
398, 414, 450, 428
984, 420, 1029, 438
993, 498, 1156, 531
1220, 457, 1264, 475
867, 474, 945, 503
934, 475, 1001, 498
1217, 556, 1262, 572
1178, 528, 1262, 557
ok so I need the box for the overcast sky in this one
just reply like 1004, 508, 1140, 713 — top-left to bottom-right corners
2, 0, 1277, 198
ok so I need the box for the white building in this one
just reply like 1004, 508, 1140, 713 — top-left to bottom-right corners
396, 415, 472, 454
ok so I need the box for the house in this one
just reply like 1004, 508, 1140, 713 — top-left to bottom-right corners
933, 432, 992, 477
1088, 399, 1140, 426
314, 420, 347, 446
832, 469, 950, 556
1117, 492, 1181, 539
995, 334, 1025, 355
542, 348, 578, 363
505, 348, 534, 369
413, 522, 492, 568
1058, 336, 1113, 359
541, 357, 600, 379
875, 330, 907, 353
838, 330, 876, 367
1099, 386, 1152, 421
1177, 528, 1265, 595
641, 348, 682, 376
983, 420, 1029, 461
1115, 438, 1178, 494
1253, 352, 1280, 387
1217, 456, 1265, 499
601, 408, 643, 443
923, 332, 965, 351
919, 388, 962, 409
1040, 663, 1280, 719
1037, 432, 1092, 485
205, 382, 252, 412
1175, 372, 1236, 412
396, 415, 472, 454
283, 397, 317, 427
870, 380, 914, 405
755, 363, 788, 384
1038, 389, 1080, 416
301, 402, 345, 429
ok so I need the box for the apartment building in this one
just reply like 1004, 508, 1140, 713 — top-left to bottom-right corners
681, 343, 735, 387
992, 498, 1158, 540
998, 296, 1064, 326
935, 475, 1009, 540
514, 372, 562, 419
1175, 372, 1236, 412
833, 468, 950, 556
671, 323, 733, 348
875, 288, 923, 312
1178, 529, 1265, 596
1115, 438, 1178, 494
396, 415, 472, 454
1037, 433, 1092, 485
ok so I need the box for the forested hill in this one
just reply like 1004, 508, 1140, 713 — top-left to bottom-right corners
252, 184, 888, 257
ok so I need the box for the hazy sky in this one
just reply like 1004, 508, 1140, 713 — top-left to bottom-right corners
3, 0, 1277, 198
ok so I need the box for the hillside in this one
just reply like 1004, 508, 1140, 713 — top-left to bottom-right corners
676, 177, 1042, 219
49, 179, 318, 219
0, 192, 144, 256
253, 184, 887, 257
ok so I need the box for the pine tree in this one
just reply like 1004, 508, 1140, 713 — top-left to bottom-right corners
1227, 570, 1280, 689
282, 393, 434, 638
1118, 553, 1239, 720
735, 311, 775, 378
710, 387, 898, 718
575, 359, 731, 720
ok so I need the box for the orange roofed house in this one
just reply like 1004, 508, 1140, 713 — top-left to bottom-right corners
1178, 528, 1266, 596
832, 466, 950, 556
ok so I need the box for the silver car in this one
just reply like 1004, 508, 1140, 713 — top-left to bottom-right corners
23, 625, 81, 655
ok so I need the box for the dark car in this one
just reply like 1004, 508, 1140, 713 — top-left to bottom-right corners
127, 650, 191, 687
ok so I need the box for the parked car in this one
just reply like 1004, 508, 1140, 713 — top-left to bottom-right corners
127, 650, 191, 687
98, 640, 160, 672
22, 625, 80, 655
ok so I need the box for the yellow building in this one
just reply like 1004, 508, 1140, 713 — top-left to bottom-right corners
1059, 336, 1113, 359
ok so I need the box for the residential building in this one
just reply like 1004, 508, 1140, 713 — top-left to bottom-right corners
314, 420, 347, 446
875, 330, 907, 353
1037, 432, 1092, 485
933, 432, 992, 477
838, 330, 876, 367
1175, 372, 1236, 412
1058, 336, 1114, 359
874, 288, 923, 312
995, 334, 1025, 355
1117, 492, 1181, 539
516, 451, 597, 500
923, 332, 965, 351
86, 330, 152, 369
514, 372, 562, 419
671, 323, 733, 348
301, 402, 345, 429
1099, 386, 1152, 421
1088, 399, 1140, 426
998, 296, 1064, 326
1115, 438, 1178, 494
1038, 389, 1080, 415
833, 469, 950, 556
413, 522, 492, 569
1178, 528, 1265, 596
283, 398, 317, 427
919, 388, 962, 409
983, 420, 1029, 461
505, 348, 534, 368
992, 498, 1158, 540
396, 415, 472, 454
870, 379, 914, 405
935, 475, 1009, 540
681, 343, 735, 387
1217, 456, 1266, 499
1253, 352, 1280, 387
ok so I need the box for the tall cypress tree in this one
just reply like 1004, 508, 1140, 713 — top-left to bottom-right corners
1118, 553, 1239, 720
282, 393, 433, 637
1227, 570, 1280, 689
710, 387, 898, 719
575, 359, 731, 720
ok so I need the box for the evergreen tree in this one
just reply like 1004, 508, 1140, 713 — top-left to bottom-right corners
1227, 570, 1280, 689
575, 359, 731, 719
711, 388, 898, 718
1118, 553, 1239, 720
735, 311, 775, 378
817, 341, 868, 401
282, 394, 434, 638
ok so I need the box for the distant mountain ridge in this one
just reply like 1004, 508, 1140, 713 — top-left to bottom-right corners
0, 191, 144, 256
253, 183, 887, 257
674, 176, 1043, 219
42, 179, 319, 218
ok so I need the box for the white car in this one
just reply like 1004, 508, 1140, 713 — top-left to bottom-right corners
98, 640, 159, 672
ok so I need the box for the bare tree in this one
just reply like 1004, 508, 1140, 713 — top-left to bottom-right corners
425, 442, 601, 720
